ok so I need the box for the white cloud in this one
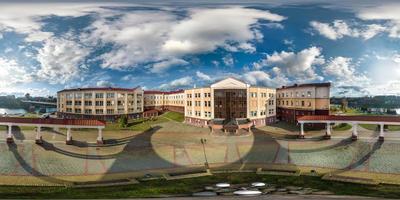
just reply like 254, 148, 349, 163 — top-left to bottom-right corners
96, 80, 113, 87
242, 69, 289, 88
310, 20, 386, 40
159, 76, 193, 90
323, 56, 369, 86
36, 37, 90, 84
256, 46, 325, 81
85, 7, 285, 71
150, 58, 188, 73
357, 4, 400, 38
222, 54, 234, 67
196, 71, 212, 81
0, 57, 33, 88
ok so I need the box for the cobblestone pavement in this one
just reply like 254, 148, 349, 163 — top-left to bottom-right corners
1, 121, 400, 184
132, 195, 391, 200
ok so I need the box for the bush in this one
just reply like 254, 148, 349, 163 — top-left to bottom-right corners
118, 115, 128, 128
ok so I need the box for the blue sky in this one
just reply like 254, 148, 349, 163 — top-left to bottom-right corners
0, 0, 400, 97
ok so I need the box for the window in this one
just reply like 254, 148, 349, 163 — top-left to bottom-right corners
85, 109, 92, 114
301, 101, 305, 107
66, 94, 73, 99
95, 93, 104, 98
66, 101, 73, 106
75, 101, 82, 106
307, 91, 312, 97
308, 101, 312, 107
95, 101, 104, 106
117, 93, 125, 98
107, 109, 114, 114
75, 108, 81, 114
95, 109, 103, 114
84, 93, 92, 99
106, 101, 113, 106
75, 93, 82, 99
84, 101, 92, 106
106, 93, 115, 98
66, 108, 72, 112
118, 101, 124, 106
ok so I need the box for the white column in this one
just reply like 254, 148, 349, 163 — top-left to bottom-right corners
379, 123, 384, 141
97, 128, 104, 144
299, 122, 305, 138
352, 123, 358, 140
325, 122, 331, 139
66, 127, 72, 144
6, 124, 13, 143
35, 126, 43, 144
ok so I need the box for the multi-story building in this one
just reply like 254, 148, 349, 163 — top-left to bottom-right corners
184, 77, 276, 128
57, 87, 143, 121
56, 78, 330, 131
144, 90, 185, 113
276, 83, 331, 124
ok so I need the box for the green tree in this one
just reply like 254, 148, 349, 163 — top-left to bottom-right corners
118, 115, 128, 128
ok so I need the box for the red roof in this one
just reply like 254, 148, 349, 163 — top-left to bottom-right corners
0, 117, 105, 127
298, 115, 400, 123
58, 87, 140, 93
144, 90, 184, 95
277, 82, 331, 90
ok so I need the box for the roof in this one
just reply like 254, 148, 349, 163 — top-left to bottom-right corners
58, 87, 140, 93
144, 90, 184, 95
0, 117, 106, 127
298, 115, 400, 123
277, 82, 331, 90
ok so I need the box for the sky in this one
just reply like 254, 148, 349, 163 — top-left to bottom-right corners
0, 0, 399, 97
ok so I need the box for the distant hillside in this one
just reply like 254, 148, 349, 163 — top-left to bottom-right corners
331, 96, 400, 109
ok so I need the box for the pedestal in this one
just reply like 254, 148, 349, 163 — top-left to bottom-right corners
97, 138, 104, 145
351, 135, 358, 141
6, 137, 14, 143
35, 136, 43, 144
378, 136, 384, 142
323, 135, 331, 140
66, 137, 73, 145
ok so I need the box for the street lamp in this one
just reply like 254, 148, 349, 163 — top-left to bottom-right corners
200, 138, 209, 169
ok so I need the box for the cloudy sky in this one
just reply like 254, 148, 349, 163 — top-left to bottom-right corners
0, 0, 399, 97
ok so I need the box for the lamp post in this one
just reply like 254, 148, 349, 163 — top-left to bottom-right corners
200, 138, 209, 169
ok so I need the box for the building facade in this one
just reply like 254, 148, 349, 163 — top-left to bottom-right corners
184, 77, 276, 128
56, 78, 330, 129
276, 83, 331, 124
144, 90, 185, 113
57, 87, 143, 121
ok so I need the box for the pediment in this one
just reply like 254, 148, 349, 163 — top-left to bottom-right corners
211, 77, 249, 89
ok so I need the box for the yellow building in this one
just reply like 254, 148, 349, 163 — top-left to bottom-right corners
57, 87, 143, 121
276, 83, 331, 124
144, 90, 185, 113
184, 77, 276, 128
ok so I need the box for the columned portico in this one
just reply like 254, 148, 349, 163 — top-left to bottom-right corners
35, 126, 43, 144
352, 123, 358, 141
298, 115, 400, 142
379, 123, 385, 141
299, 122, 305, 139
66, 127, 73, 145
6, 124, 13, 143
324, 122, 331, 139
97, 128, 104, 144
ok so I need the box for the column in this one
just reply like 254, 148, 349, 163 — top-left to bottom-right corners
299, 122, 305, 139
379, 123, 384, 141
352, 123, 358, 141
97, 128, 104, 145
6, 124, 13, 143
35, 126, 43, 144
66, 127, 73, 145
324, 122, 331, 139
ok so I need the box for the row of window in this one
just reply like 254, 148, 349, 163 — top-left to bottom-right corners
187, 111, 212, 117
278, 100, 312, 107
65, 108, 141, 114
65, 93, 142, 99
187, 92, 211, 98
278, 91, 312, 98
250, 109, 275, 117
65, 100, 141, 106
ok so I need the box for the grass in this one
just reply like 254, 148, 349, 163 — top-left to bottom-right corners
1, 173, 400, 198
103, 111, 184, 132
360, 124, 400, 131
161, 111, 184, 122
333, 123, 352, 131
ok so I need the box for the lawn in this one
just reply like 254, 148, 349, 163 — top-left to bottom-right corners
333, 123, 352, 131
160, 111, 184, 122
360, 124, 400, 131
1, 173, 400, 198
